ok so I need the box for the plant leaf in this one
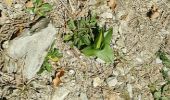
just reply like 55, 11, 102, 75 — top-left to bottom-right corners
94, 29, 104, 49
104, 28, 113, 44
40, 3, 52, 12
32, 0, 42, 6
26, 7, 35, 14
154, 91, 161, 99
96, 45, 114, 63
64, 34, 73, 41
68, 19, 76, 30
82, 46, 99, 56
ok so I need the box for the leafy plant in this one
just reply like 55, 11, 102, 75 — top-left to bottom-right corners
149, 50, 170, 100
64, 14, 114, 63
26, 0, 52, 16
38, 44, 63, 74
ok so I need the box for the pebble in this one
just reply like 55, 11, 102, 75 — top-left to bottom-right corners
106, 77, 118, 87
52, 87, 70, 100
68, 70, 75, 76
14, 4, 22, 9
100, 12, 113, 19
80, 93, 88, 100
93, 77, 103, 87
155, 58, 162, 64
127, 84, 133, 98
112, 70, 119, 76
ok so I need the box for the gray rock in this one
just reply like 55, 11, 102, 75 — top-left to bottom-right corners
80, 92, 88, 100
106, 77, 117, 87
6, 24, 56, 79
52, 87, 70, 100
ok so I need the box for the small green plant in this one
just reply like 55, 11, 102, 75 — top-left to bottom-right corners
38, 44, 63, 74
64, 14, 114, 63
149, 50, 170, 100
26, 0, 52, 16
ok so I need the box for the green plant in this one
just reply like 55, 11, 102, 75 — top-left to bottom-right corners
26, 0, 52, 16
38, 44, 63, 74
149, 50, 170, 100
64, 14, 114, 63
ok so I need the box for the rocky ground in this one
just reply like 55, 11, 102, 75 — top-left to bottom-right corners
0, 0, 170, 100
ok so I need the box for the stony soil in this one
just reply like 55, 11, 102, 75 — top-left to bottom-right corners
0, 0, 170, 100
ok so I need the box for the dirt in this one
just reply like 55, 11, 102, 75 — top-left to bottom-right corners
0, 0, 170, 100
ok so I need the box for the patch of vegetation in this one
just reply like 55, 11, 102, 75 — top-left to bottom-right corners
149, 50, 170, 100
64, 14, 114, 63
26, 0, 52, 16
38, 43, 63, 74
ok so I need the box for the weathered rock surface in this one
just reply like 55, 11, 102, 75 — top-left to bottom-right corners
5, 24, 56, 79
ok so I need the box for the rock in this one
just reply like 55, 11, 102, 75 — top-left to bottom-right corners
100, 12, 113, 19
80, 92, 88, 100
52, 87, 70, 100
88, 0, 97, 5
127, 84, 133, 98
106, 77, 117, 87
6, 24, 56, 79
93, 77, 103, 87
68, 70, 75, 76
112, 70, 119, 76
155, 58, 162, 64
135, 57, 143, 64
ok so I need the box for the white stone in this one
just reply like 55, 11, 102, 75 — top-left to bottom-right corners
112, 70, 119, 76
14, 4, 22, 9
52, 87, 70, 100
127, 84, 133, 98
100, 12, 113, 19
106, 77, 117, 87
80, 93, 88, 100
93, 77, 103, 87
88, 0, 97, 5
68, 70, 75, 76
136, 57, 143, 63
156, 58, 162, 64
6, 24, 56, 79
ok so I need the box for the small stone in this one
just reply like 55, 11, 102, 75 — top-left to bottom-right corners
106, 77, 117, 87
89, 0, 97, 5
93, 77, 103, 87
14, 4, 22, 9
122, 48, 127, 53
156, 58, 162, 64
100, 12, 113, 19
136, 57, 143, 63
68, 70, 75, 76
52, 87, 70, 100
112, 70, 119, 76
80, 93, 88, 100
127, 84, 133, 98
2, 40, 9, 49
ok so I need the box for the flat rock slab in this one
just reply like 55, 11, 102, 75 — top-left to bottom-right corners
6, 24, 56, 79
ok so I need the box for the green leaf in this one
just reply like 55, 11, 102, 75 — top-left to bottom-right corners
82, 46, 99, 56
26, 7, 35, 14
96, 45, 114, 63
68, 19, 76, 30
161, 96, 169, 100
103, 28, 113, 45
94, 29, 104, 49
64, 34, 73, 41
32, 0, 43, 6
157, 51, 170, 68
44, 62, 52, 72
40, 3, 52, 12
154, 91, 161, 99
